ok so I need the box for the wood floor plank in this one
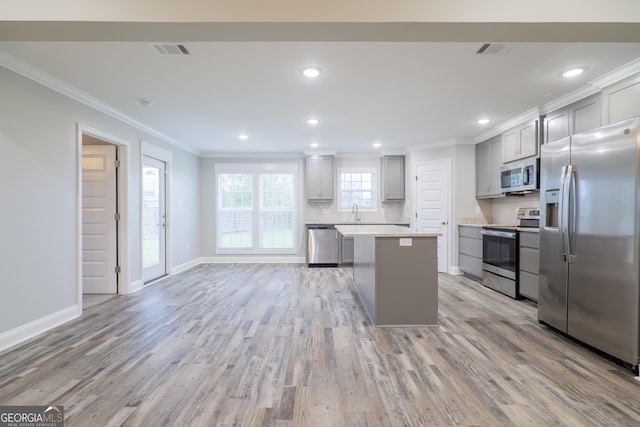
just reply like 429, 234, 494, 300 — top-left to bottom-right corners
1, 264, 639, 426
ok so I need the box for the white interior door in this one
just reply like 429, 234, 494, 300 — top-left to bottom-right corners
82, 145, 118, 294
142, 156, 167, 283
416, 160, 450, 273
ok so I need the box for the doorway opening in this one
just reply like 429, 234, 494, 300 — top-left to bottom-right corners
77, 125, 131, 310
141, 141, 172, 285
82, 141, 118, 294
142, 155, 167, 283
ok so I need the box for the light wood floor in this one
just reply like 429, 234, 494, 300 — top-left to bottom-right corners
1, 264, 639, 426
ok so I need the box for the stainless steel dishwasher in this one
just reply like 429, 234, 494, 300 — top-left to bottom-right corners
307, 225, 339, 267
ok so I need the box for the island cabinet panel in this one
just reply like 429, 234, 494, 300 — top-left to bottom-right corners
338, 224, 440, 326
353, 237, 377, 322
375, 237, 438, 325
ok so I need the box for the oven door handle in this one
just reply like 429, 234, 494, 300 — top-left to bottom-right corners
481, 229, 517, 239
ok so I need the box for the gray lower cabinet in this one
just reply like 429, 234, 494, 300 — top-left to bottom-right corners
519, 232, 539, 301
340, 234, 354, 264
459, 225, 482, 279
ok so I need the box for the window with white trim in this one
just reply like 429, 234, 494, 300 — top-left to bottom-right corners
216, 163, 297, 253
337, 168, 377, 212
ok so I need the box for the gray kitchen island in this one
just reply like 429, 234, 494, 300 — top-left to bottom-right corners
336, 225, 441, 326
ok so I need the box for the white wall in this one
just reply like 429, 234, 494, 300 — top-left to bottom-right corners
0, 66, 200, 346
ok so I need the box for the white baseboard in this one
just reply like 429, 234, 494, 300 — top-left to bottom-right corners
199, 256, 306, 264
450, 266, 463, 275
171, 258, 202, 275
127, 280, 144, 294
0, 305, 80, 354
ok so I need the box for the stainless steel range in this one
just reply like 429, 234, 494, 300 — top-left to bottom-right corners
481, 207, 540, 299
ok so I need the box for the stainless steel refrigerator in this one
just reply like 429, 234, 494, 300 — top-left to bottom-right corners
539, 116, 640, 369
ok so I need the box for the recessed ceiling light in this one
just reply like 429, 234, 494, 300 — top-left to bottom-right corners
477, 118, 491, 125
238, 134, 249, 140
561, 67, 586, 78
373, 143, 382, 148
307, 118, 319, 125
302, 67, 322, 78
310, 142, 319, 148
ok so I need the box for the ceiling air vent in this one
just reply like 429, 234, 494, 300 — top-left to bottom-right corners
150, 43, 190, 55
475, 43, 514, 55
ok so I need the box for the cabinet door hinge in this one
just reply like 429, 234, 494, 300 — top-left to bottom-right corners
114, 160, 121, 168
114, 212, 121, 221
115, 266, 121, 274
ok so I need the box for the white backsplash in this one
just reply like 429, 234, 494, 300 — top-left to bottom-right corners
305, 200, 408, 224
491, 193, 540, 224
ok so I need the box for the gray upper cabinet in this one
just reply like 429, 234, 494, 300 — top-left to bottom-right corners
502, 118, 539, 163
306, 155, 333, 201
602, 74, 640, 125
476, 135, 504, 199
573, 96, 601, 134
544, 95, 600, 144
543, 108, 570, 144
381, 155, 405, 201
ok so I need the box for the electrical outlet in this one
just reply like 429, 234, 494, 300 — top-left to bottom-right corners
475, 206, 481, 214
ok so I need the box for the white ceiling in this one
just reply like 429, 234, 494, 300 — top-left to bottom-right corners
1, 40, 640, 155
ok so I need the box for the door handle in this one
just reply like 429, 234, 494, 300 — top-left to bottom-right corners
441, 221, 448, 225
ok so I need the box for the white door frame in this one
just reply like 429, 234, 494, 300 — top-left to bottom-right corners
141, 141, 172, 282
76, 124, 132, 311
414, 159, 453, 273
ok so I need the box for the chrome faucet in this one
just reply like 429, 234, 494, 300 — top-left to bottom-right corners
352, 202, 361, 221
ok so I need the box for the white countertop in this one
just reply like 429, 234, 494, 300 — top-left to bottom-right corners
306, 220, 410, 226
336, 224, 441, 238
458, 223, 539, 233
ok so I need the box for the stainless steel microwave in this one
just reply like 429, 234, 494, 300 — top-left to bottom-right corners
500, 158, 539, 193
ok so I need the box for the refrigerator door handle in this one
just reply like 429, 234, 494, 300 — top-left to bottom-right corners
567, 165, 577, 263
559, 165, 569, 262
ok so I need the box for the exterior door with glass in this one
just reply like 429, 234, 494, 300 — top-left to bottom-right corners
142, 156, 167, 283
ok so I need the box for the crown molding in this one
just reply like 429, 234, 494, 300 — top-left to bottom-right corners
202, 151, 304, 159
495, 107, 540, 133
589, 57, 640, 89
0, 49, 199, 156
539, 85, 600, 115
473, 128, 501, 144
406, 138, 458, 152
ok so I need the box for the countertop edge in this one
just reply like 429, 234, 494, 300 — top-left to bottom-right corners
335, 224, 441, 238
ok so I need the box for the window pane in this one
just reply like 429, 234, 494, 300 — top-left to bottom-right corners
338, 170, 376, 211
142, 165, 161, 267
260, 174, 294, 249
218, 174, 253, 248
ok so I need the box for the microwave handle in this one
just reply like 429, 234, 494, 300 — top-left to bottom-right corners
522, 166, 530, 184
